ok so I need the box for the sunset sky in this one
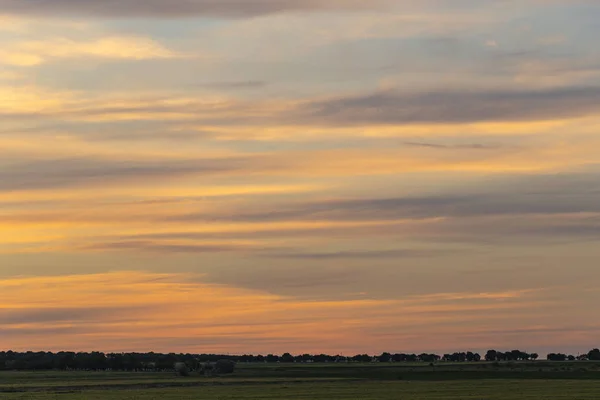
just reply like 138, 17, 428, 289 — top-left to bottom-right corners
1, 1, 600, 356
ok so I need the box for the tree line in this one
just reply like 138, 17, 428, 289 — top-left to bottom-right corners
0, 348, 598, 371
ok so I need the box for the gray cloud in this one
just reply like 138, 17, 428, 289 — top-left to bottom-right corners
267, 249, 451, 259
298, 86, 600, 125
5, 86, 600, 127
0, 306, 149, 325
81, 240, 272, 254
0, 156, 255, 191
0, 0, 389, 18
170, 173, 600, 223
403, 141, 503, 150
195, 80, 269, 90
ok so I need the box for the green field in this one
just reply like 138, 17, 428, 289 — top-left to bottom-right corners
2, 362, 600, 399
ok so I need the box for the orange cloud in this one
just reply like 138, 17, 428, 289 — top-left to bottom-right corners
0, 271, 558, 353
0, 36, 184, 66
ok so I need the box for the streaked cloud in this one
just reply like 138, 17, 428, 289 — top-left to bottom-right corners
3, 271, 587, 354
4, 85, 600, 126
0, 36, 182, 66
1, 0, 599, 355
0, 0, 392, 18
298, 86, 600, 125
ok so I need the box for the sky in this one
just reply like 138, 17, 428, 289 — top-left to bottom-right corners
1, 0, 600, 356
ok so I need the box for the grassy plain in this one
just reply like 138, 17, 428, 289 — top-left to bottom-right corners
1, 362, 600, 399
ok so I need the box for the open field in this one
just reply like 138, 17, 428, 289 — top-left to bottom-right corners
2, 362, 600, 399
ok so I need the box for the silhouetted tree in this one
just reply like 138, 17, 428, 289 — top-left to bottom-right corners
547, 353, 567, 361
588, 349, 600, 361
352, 354, 372, 363
485, 350, 498, 361
214, 359, 236, 374
265, 354, 279, 363
0, 347, 596, 371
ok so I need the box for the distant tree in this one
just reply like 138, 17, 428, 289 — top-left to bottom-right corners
547, 353, 567, 361
353, 354, 372, 363
509, 350, 529, 361
214, 359, 236, 374
485, 350, 498, 362
530, 353, 539, 361
378, 352, 392, 363
334, 355, 347, 363
568, 355, 576, 361
266, 354, 279, 363
588, 349, 600, 361
295, 354, 313, 363
421, 354, 440, 363
314, 354, 330, 363
280, 353, 295, 363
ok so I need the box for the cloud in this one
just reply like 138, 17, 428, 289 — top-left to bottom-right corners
0, 0, 391, 18
403, 141, 503, 150
80, 240, 275, 254
298, 86, 600, 126
0, 270, 564, 353
196, 80, 269, 90
0, 36, 181, 66
267, 249, 449, 259
0, 70, 24, 81
5, 85, 600, 126
0, 306, 151, 325
168, 171, 600, 223
0, 156, 251, 191
3, 137, 580, 194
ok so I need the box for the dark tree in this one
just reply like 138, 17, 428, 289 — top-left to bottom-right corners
485, 350, 498, 362
588, 349, 600, 361
547, 353, 567, 361
265, 354, 279, 363
352, 354, 372, 363
214, 359, 236, 374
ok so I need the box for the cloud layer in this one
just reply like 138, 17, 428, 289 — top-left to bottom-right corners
3, 271, 596, 354
0, 0, 390, 18
1, 0, 599, 354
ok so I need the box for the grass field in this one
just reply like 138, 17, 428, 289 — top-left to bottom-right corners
2, 362, 600, 399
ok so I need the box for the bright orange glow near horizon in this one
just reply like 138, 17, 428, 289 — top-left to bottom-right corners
1, 0, 599, 356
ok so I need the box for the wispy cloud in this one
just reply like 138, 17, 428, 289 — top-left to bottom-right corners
1, 0, 599, 354
5, 85, 600, 126
0, 271, 565, 353
267, 249, 451, 259
0, 36, 183, 66
0, 0, 392, 18
298, 87, 600, 125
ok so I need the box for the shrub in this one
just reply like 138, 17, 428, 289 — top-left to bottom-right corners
174, 362, 189, 377
214, 359, 236, 374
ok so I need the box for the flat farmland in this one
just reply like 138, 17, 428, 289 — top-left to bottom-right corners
1, 362, 599, 399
